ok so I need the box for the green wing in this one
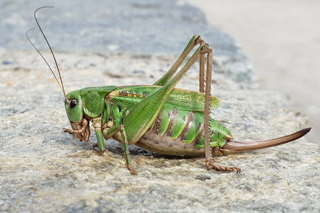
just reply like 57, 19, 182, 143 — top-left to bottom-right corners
112, 85, 220, 112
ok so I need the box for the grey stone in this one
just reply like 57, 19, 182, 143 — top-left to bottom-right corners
0, 51, 318, 212
0, 0, 254, 88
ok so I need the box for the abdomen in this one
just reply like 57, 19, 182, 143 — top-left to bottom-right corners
136, 108, 232, 156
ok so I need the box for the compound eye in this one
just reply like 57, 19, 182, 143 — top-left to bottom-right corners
70, 99, 78, 109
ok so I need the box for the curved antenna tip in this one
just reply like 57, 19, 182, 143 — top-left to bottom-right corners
32, 6, 67, 99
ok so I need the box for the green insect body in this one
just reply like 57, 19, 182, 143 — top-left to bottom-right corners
65, 85, 231, 157
29, 7, 311, 175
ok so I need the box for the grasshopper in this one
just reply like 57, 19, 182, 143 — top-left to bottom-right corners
28, 7, 311, 175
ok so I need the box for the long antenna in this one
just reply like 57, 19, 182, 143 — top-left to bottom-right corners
27, 6, 66, 99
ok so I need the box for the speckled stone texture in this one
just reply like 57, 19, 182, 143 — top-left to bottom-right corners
1, 51, 319, 212
0, 0, 254, 89
0, 0, 319, 212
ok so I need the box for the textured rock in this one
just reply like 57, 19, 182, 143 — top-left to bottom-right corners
0, 0, 254, 88
0, 50, 318, 212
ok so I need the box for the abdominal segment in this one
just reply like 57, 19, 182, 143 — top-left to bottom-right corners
136, 108, 232, 156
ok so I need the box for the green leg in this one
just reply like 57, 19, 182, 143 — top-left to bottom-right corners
153, 34, 203, 86
95, 129, 105, 151
92, 117, 105, 152
101, 105, 123, 140
119, 125, 137, 175
123, 41, 208, 144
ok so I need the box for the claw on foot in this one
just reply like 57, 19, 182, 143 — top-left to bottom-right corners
127, 164, 137, 175
92, 143, 106, 155
205, 158, 241, 173
97, 150, 105, 156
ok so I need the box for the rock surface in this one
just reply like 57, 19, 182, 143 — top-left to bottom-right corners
1, 0, 254, 89
0, 0, 319, 212
1, 50, 319, 212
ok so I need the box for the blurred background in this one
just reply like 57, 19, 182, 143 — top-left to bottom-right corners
187, 0, 319, 143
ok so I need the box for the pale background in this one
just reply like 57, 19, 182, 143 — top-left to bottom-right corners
187, 0, 319, 143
